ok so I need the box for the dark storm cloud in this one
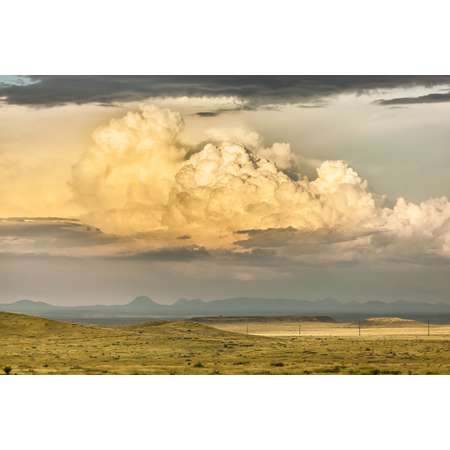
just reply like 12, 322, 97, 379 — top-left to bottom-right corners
0, 219, 211, 262
375, 91, 450, 105
0, 218, 117, 251
195, 111, 221, 117
1, 75, 450, 107
123, 246, 210, 261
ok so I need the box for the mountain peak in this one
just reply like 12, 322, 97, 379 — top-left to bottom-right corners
0, 299, 55, 311
127, 296, 158, 307
15, 299, 49, 306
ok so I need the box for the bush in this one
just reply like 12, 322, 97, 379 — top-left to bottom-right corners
3, 366, 12, 375
271, 362, 284, 367
193, 362, 204, 368
319, 365, 342, 374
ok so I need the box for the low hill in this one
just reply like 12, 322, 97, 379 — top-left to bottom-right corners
0, 311, 78, 337
192, 315, 336, 324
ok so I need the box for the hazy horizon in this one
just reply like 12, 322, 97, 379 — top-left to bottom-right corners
4, 294, 450, 307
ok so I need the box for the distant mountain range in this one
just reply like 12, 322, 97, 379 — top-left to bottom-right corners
1, 296, 450, 323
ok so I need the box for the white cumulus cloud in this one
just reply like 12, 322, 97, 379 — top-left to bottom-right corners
68, 105, 450, 262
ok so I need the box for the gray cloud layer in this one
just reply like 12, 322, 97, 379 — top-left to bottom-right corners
1, 75, 450, 107
0, 218, 117, 256
375, 91, 450, 105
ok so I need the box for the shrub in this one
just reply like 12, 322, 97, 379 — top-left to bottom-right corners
271, 362, 284, 367
193, 362, 204, 368
3, 366, 12, 375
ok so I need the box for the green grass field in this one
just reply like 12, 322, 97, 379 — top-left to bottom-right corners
2, 312, 450, 374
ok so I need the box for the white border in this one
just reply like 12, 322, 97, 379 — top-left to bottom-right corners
1, 0, 450, 74
2, 1, 450, 448
0, 375, 448, 450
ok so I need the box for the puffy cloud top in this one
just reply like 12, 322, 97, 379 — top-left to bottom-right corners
69, 105, 450, 261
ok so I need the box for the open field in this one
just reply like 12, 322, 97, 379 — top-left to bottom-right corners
204, 318, 450, 339
2, 312, 450, 374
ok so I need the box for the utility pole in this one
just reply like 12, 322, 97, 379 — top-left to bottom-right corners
428, 320, 430, 337
358, 321, 361, 337
246, 321, 249, 335
298, 322, 301, 337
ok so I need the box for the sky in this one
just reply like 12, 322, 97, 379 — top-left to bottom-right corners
1, 75, 450, 305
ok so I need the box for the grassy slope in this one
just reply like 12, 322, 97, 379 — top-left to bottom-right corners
2, 312, 450, 374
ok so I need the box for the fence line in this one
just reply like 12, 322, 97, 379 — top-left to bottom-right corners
235, 320, 448, 338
